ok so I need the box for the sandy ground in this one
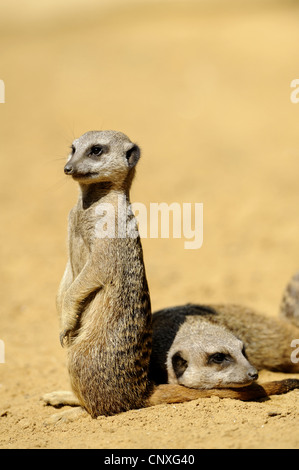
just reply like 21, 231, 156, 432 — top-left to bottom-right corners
1, 0, 299, 449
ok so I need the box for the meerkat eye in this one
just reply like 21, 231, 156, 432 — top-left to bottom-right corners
90, 145, 103, 156
208, 353, 230, 364
71, 145, 76, 155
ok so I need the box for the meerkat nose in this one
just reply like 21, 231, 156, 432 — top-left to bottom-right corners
247, 367, 258, 381
64, 163, 74, 175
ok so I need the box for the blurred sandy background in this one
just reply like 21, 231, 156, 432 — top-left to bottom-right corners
0, 0, 299, 449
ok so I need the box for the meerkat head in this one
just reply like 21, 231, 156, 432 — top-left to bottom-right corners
166, 320, 258, 389
64, 130, 140, 188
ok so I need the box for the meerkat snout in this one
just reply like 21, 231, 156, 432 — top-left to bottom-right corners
247, 368, 258, 380
64, 163, 74, 175
166, 320, 259, 390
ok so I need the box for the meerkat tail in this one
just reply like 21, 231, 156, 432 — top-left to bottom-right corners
147, 380, 299, 406
256, 378, 299, 397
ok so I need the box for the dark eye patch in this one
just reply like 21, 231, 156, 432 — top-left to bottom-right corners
88, 144, 110, 157
71, 145, 76, 154
208, 352, 231, 364
90, 145, 103, 156
242, 345, 248, 359
172, 351, 188, 379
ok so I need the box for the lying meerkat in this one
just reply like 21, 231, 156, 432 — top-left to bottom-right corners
150, 300, 299, 388
43, 132, 299, 419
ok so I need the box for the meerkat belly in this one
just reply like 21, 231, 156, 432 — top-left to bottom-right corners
68, 276, 152, 417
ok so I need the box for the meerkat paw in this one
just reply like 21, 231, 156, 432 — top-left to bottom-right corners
43, 407, 88, 425
59, 329, 71, 346
59, 308, 81, 346
42, 390, 80, 408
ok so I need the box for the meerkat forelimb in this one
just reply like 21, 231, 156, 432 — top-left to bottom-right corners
148, 378, 299, 405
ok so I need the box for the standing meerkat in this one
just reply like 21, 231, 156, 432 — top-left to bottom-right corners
43, 131, 299, 419
55, 130, 153, 417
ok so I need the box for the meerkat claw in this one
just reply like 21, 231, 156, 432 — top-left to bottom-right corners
59, 330, 70, 347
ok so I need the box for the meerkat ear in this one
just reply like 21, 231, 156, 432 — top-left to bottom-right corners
172, 352, 188, 379
125, 144, 141, 168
